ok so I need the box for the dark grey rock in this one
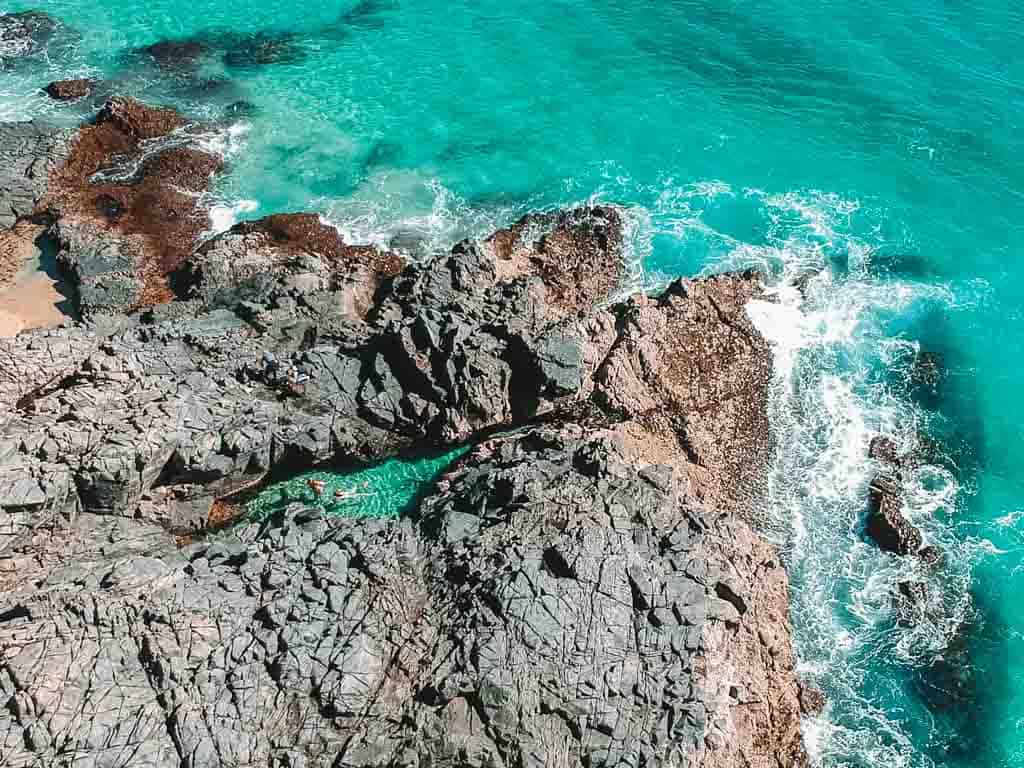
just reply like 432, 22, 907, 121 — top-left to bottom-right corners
0, 139, 811, 765
866, 475, 923, 555
0, 122, 72, 229
0, 425, 807, 768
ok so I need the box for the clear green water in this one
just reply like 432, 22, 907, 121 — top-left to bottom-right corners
4, 1, 1024, 765
244, 445, 469, 521
245, 444, 468, 524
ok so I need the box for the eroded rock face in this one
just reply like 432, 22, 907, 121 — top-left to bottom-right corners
0, 121, 72, 230
40, 97, 223, 315
179, 213, 404, 318
0, 424, 806, 768
0, 109, 808, 764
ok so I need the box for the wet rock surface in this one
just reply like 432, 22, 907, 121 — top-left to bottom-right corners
864, 434, 938, 561
43, 78, 98, 102
0, 11, 74, 67
39, 97, 223, 316
0, 101, 809, 766
866, 475, 924, 555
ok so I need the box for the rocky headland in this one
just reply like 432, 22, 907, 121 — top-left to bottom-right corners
0, 92, 812, 766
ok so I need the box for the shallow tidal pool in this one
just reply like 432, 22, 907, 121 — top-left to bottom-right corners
244, 445, 470, 521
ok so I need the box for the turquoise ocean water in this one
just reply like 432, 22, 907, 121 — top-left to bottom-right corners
3, 0, 1024, 764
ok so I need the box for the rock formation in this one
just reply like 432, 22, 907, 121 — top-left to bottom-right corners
176, 213, 404, 319
39, 97, 224, 316
43, 78, 97, 102
0, 11, 75, 68
864, 436, 938, 559
0, 122, 72, 230
0, 101, 809, 766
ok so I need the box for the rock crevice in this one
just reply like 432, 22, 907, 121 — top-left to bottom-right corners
0, 102, 809, 767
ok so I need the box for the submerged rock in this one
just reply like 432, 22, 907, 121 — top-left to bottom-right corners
911, 349, 946, 392
223, 99, 258, 120
895, 580, 930, 626
221, 31, 307, 69
133, 37, 212, 72
0, 11, 66, 66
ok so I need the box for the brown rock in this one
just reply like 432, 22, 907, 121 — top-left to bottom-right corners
798, 682, 827, 715
594, 270, 772, 516
43, 78, 95, 101
868, 435, 900, 465
234, 213, 404, 276
39, 97, 222, 313
485, 205, 625, 316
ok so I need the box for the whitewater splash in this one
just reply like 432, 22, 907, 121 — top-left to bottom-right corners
726, 190, 981, 767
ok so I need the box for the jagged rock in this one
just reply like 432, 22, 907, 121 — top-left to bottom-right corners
592, 272, 772, 516
484, 205, 626, 315
0, 201, 628, 528
798, 683, 827, 715
38, 98, 223, 315
0, 122, 72, 229
868, 435, 900, 466
43, 78, 96, 101
0, 126, 809, 764
866, 475, 923, 555
178, 212, 403, 318
0, 423, 807, 767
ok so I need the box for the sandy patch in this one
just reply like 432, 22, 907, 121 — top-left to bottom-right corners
0, 224, 73, 337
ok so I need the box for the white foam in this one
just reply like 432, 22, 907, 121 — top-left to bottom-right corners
323, 172, 516, 258
208, 199, 260, 234
706, 185, 975, 766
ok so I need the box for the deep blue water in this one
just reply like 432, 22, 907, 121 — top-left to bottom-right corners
3, 1, 1024, 764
